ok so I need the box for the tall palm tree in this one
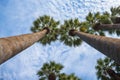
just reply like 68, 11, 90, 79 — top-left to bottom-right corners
69, 29, 120, 64
85, 11, 112, 35
31, 15, 60, 45
59, 18, 105, 47
92, 6, 120, 35
0, 28, 49, 65
95, 57, 120, 80
59, 18, 82, 47
37, 61, 81, 80
82, 11, 111, 36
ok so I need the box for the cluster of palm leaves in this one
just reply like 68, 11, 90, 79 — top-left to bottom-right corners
37, 61, 63, 80
31, 15, 60, 45
59, 73, 80, 80
82, 12, 110, 36
111, 6, 120, 16
86, 10, 120, 36
109, 6, 120, 35
110, 6, 120, 24
59, 19, 82, 46
95, 57, 120, 80
37, 61, 80, 80
86, 11, 111, 24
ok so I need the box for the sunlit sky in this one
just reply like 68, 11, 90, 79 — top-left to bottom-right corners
0, 0, 120, 80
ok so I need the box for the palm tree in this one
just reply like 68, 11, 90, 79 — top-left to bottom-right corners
69, 29, 120, 64
92, 6, 120, 35
31, 15, 60, 45
37, 61, 81, 80
85, 11, 112, 35
0, 28, 49, 65
59, 18, 82, 47
83, 11, 111, 36
93, 6, 120, 31
110, 6, 120, 24
95, 57, 120, 80
59, 18, 105, 47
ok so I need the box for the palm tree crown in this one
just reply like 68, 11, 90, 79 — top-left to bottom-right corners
86, 11, 111, 36
37, 61, 63, 80
59, 18, 82, 47
37, 61, 81, 80
93, 6, 120, 35
31, 15, 60, 45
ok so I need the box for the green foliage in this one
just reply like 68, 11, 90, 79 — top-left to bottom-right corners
37, 61, 81, 80
59, 73, 81, 80
86, 11, 111, 24
37, 61, 63, 80
59, 17, 106, 47
59, 18, 82, 47
110, 6, 120, 16
85, 11, 114, 36
109, 6, 120, 35
86, 12, 94, 24
95, 57, 120, 80
86, 6, 120, 36
31, 15, 60, 45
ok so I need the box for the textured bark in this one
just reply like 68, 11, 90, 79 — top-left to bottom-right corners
48, 73, 56, 80
93, 23, 120, 30
70, 30, 120, 64
0, 29, 48, 64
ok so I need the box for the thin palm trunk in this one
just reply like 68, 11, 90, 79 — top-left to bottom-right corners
69, 30, 120, 64
0, 28, 49, 65
93, 23, 120, 30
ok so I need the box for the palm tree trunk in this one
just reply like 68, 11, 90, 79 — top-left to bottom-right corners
93, 23, 120, 30
0, 28, 49, 65
69, 30, 120, 64
48, 73, 56, 80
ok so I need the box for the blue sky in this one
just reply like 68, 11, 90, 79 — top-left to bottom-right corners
0, 0, 120, 80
